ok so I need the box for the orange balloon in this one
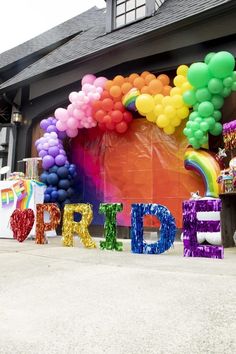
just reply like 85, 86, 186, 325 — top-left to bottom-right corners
145, 74, 156, 84
104, 80, 113, 91
157, 74, 170, 86
100, 90, 111, 100
162, 85, 172, 96
133, 77, 145, 89
121, 82, 133, 94
113, 75, 125, 86
92, 100, 103, 112
141, 86, 150, 94
148, 79, 163, 94
110, 85, 122, 98
141, 71, 151, 79
129, 73, 139, 83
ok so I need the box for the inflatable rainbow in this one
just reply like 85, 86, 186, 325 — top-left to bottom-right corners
184, 148, 220, 198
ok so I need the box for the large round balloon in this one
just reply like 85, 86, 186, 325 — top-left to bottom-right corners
208, 51, 235, 79
187, 62, 211, 88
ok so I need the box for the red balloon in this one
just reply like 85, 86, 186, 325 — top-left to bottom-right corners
98, 122, 106, 131
94, 109, 106, 122
115, 121, 128, 133
92, 100, 103, 112
106, 121, 115, 130
101, 90, 111, 100
111, 110, 123, 123
103, 114, 112, 124
123, 111, 133, 123
102, 98, 114, 111
114, 101, 125, 112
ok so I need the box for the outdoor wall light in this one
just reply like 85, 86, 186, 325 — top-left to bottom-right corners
11, 111, 23, 126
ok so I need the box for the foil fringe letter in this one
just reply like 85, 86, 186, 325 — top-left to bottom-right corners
36, 203, 61, 244
62, 203, 96, 248
99, 203, 123, 251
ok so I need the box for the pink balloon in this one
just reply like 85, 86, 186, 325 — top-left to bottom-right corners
94, 77, 107, 88
67, 104, 74, 115
69, 92, 78, 103
73, 109, 84, 119
54, 108, 68, 122
56, 120, 67, 131
81, 74, 96, 86
66, 128, 78, 138
82, 83, 93, 94
67, 117, 78, 129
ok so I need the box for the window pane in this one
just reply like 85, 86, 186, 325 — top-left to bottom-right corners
136, 5, 146, 19
136, 0, 146, 6
126, 10, 135, 23
116, 0, 125, 4
126, 0, 135, 11
116, 14, 126, 28
116, 3, 125, 16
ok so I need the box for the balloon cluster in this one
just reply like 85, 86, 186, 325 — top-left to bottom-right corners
55, 74, 107, 137
35, 117, 77, 207
183, 51, 236, 149
92, 90, 133, 133
135, 65, 191, 134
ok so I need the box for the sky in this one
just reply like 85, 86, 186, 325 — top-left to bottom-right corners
0, 0, 106, 54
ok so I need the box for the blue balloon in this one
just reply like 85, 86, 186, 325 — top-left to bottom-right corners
40, 172, 49, 184
57, 189, 67, 202
67, 188, 74, 197
51, 191, 58, 202
68, 167, 76, 176
46, 187, 54, 195
44, 193, 51, 203
57, 166, 69, 179
58, 179, 71, 190
49, 165, 58, 173
47, 173, 59, 186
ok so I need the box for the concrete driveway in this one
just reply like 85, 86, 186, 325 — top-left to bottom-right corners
0, 237, 235, 354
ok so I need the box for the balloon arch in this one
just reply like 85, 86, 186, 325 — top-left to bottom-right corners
35, 51, 236, 205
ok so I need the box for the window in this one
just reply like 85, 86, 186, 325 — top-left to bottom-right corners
115, 0, 146, 29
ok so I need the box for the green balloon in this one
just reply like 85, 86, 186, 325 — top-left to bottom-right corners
195, 87, 212, 102
213, 110, 222, 121
189, 111, 198, 121
183, 128, 194, 138
200, 121, 209, 132
183, 90, 197, 106
209, 122, 222, 136
211, 95, 224, 109
232, 71, 236, 81
208, 78, 224, 94
232, 82, 236, 91
193, 103, 199, 111
223, 77, 233, 88
191, 122, 200, 131
201, 134, 209, 145
189, 137, 200, 149
206, 117, 216, 129
198, 101, 214, 117
187, 62, 211, 88
194, 129, 204, 139
222, 87, 231, 98
204, 52, 215, 65
208, 51, 235, 79
194, 117, 203, 124
186, 121, 193, 129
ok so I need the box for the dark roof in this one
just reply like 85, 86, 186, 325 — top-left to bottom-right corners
0, 0, 234, 91
0, 6, 100, 70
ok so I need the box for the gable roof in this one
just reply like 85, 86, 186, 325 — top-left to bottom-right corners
0, 0, 234, 92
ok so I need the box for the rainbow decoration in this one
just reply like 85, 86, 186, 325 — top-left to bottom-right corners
184, 148, 220, 198
16, 180, 34, 209
122, 88, 140, 112
1, 188, 14, 208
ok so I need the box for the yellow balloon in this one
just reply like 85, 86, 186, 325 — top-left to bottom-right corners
154, 94, 164, 104
164, 105, 176, 119
163, 125, 175, 135
162, 96, 172, 107
173, 75, 186, 88
136, 94, 155, 114
181, 82, 192, 93
146, 111, 156, 122
171, 116, 181, 127
177, 65, 189, 77
154, 104, 163, 116
172, 95, 184, 109
177, 106, 189, 119
156, 114, 170, 128
170, 87, 182, 96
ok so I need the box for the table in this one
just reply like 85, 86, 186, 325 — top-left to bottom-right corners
0, 179, 45, 238
219, 192, 236, 247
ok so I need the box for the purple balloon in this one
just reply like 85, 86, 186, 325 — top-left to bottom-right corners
42, 155, 55, 170
37, 143, 43, 151
39, 150, 47, 158
47, 117, 54, 124
48, 139, 57, 147
40, 119, 49, 131
57, 131, 67, 140
55, 154, 66, 166
47, 125, 57, 133
43, 143, 49, 150
48, 146, 60, 157
59, 149, 66, 156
